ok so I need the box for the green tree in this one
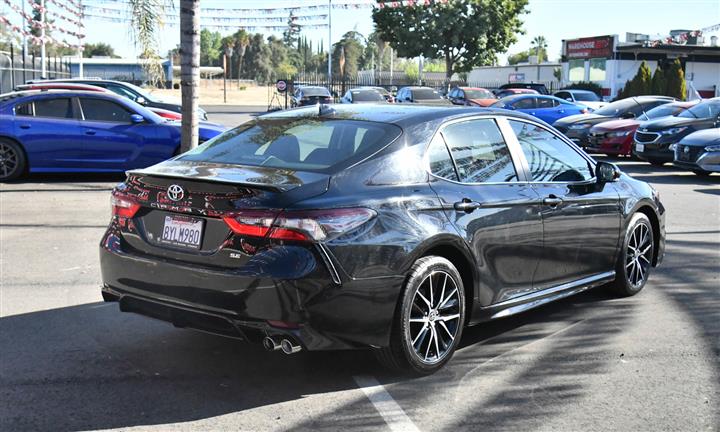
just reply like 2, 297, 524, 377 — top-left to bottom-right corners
83, 42, 119, 58
332, 31, 365, 77
636, 61, 652, 95
530, 35, 547, 63
650, 64, 666, 96
242, 33, 272, 83
372, 0, 528, 80
199, 29, 222, 66
665, 59, 686, 100
282, 11, 301, 48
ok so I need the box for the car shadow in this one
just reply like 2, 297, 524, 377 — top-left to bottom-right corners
0, 287, 621, 431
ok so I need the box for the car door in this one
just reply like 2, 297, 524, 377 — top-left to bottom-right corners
534, 97, 564, 124
77, 97, 153, 170
426, 117, 544, 304
511, 97, 537, 117
12, 96, 85, 169
507, 119, 621, 289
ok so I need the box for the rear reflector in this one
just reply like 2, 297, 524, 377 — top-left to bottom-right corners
223, 208, 376, 242
111, 194, 141, 218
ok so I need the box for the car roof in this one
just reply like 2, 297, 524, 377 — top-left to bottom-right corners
458, 87, 491, 91
258, 103, 542, 128
560, 89, 595, 94
0, 89, 134, 107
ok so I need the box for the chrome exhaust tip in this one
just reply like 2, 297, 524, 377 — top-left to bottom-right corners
280, 338, 302, 354
263, 336, 281, 351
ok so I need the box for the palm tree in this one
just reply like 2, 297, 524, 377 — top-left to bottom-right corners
531, 35, 548, 63
235, 31, 249, 85
129, 0, 200, 154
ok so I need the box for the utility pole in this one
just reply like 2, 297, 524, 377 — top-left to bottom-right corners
78, 0, 83, 77
21, 0, 28, 55
40, 0, 46, 78
327, 0, 332, 81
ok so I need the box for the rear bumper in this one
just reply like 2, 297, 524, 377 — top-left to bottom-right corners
100, 230, 403, 351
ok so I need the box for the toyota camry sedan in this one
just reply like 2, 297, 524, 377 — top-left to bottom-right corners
100, 104, 665, 374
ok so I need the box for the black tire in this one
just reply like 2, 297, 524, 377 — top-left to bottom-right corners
693, 170, 711, 177
374, 256, 466, 375
610, 213, 654, 297
0, 139, 26, 182
647, 158, 665, 167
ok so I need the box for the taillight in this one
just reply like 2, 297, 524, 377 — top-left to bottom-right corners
223, 208, 375, 242
111, 193, 141, 218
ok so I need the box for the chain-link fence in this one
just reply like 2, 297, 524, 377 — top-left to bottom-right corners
0, 45, 72, 94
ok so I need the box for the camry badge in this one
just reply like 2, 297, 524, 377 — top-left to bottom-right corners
167, 184, 184, 202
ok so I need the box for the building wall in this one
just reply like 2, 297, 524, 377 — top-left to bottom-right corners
685, 61, 720, 97
466, 64, 560, 84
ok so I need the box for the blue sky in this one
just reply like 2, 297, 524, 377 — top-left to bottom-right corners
4, 0, 720, 64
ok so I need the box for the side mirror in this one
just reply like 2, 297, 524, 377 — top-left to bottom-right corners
621, 112, 636, 119
130, 114, 145, 124
136, 96, 147, 105
596, 161, 620, 183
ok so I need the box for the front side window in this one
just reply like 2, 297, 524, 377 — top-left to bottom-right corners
31, 98, 73, 118
510, 120, 593, 182
80, 98, 133, 123
512, 98, 535, 109
440, 118, 518, 183
537, 98, 558, 108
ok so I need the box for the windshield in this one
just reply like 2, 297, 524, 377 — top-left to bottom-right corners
412, 89, 442, 100
594, 98, 640, 116
464, 89, 494, 99
177, 118, 402, 173
678, 100, 720, 119
637, 103, 685, 121
572, 92, 601, 102
121, 82, 157, 102
351, 90, 385, 102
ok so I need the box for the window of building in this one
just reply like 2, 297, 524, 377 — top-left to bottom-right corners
568, 59, 585, 82
589, 58, 607, 82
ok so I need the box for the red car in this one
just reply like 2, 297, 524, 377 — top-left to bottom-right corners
447, 86, 497, 107
14, 83, 183, 121
587, 100, 699, 156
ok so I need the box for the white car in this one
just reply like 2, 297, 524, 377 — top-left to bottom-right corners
554, 89, 607, 111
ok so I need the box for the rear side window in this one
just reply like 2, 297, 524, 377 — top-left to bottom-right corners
427, 134, 458, 181
80, 98, 132, 123
20, 98, 73, 118
537, 98, 558, 108
440, 118, 518, 183
178, 118, 402, 173
512, 98, 535, 109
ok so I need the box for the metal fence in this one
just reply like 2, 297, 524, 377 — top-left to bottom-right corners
268, 72, 561, 110
0, 45, 72, 94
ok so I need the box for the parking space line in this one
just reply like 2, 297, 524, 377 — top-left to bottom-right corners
353, 375, 420, 432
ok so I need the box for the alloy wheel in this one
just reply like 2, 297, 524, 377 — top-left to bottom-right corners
626, 222, 653, 288
407, 270, 461, 364
0, 142, 19, 179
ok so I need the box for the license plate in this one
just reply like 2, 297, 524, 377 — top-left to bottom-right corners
159, 215, 203, 249
635, 143, 645, 152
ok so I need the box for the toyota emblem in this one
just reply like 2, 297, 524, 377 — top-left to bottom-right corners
167, 184, 184, 202
683, 146, 690, 153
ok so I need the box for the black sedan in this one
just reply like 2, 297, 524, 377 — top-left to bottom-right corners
634, 98, 720, 165
100, 105, 666, 374
395, 86, 453, 105
290, 86, 333, 107
553, 96, 674, 147
673, 128, 720, 176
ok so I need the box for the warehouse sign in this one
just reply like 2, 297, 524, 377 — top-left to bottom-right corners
565, 36, 614, 59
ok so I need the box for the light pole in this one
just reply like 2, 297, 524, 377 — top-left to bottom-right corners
40, 0, 46, 78
327, 0, 332, 81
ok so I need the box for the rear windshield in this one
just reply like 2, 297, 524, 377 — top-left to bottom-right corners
300, 87, 331, 97
678, 100, 720, 119
594, 98, 640, 116
352, 90, 385, 102
412, 89, 442, 100
464, 89, 494, 99
177, 118, 402, 173
572, 92, 600, 102
637, 103, 684, 121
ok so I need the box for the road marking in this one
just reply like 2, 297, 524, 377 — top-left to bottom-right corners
353, 375, 420, 432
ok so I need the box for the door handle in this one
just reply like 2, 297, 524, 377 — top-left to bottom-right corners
543, 195, 563, 207
454, 199, 482, 213
85, 130, 97, 135
19, 124, 30, 129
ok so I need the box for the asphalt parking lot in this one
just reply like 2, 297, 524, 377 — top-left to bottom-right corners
1, 125, 718, 430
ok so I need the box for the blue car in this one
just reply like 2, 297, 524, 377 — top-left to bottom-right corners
0, 90, 226, 181
491, 94, 590, 125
